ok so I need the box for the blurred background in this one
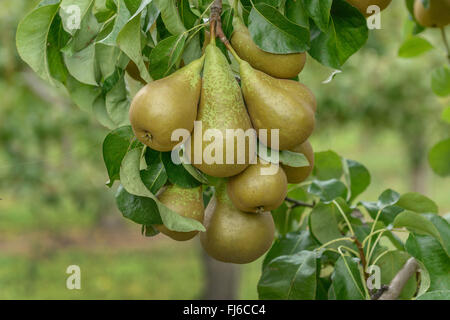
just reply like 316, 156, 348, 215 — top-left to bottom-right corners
0, 0, 449, 299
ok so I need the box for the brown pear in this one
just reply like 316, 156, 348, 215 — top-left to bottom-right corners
231, 18, 306, 79
281, 141, 315, 184
156, 185, 204, 241
200, 184, 275, 264
414, 0, 450, 28
346, 0, 392, 17
129, 57, 204, 152
227, 159, 287, 213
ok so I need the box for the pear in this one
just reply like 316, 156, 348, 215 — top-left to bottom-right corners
125, 60, 149, 84
156, 185, 204, 241
236, 58, 316, 150
190, 43, 254, 177
200, 184, 275, 264
227, 159, 287, 213
129, 57, 204, 152
281, 141, 314, 184
231, 18, 306, 79
414, 0, 450, 28
346, 0, 392, 17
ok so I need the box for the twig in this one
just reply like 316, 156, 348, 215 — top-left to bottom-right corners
371, 285, 389, 300
284, 197, 315, 208
441, 27, 450, 64
352, 236, 369, 282
209, 0, 231, 46
379, 258, 419, 300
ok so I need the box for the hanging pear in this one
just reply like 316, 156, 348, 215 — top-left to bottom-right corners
346, 0, 392, 17
234, 54, 316, 150
227, 159, 287, 213
281, 141, 315, 184
156, 185, 204, 241
200, 184, 275, 264
413, 0, 450, 28
189, 38, 255, 177
231, 17, 306, 79
129, 57, 204, 152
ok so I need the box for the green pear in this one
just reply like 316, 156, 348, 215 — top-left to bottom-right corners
237, 58, 316, 150
231, 18, 306, 79
190, 43, 254, 177
227, 159, 287, 213
281, 141, 314, 184
414, 0, 450, 28
200, 184, 275, 264
129, 57, 204, 152
156, 185, 204, 241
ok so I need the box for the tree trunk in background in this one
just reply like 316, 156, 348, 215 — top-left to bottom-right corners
201, 251, 240, 299
406, 132, 428, 194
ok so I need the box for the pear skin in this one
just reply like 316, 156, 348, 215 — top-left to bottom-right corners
200, 184, 275, 264
231, 18, 306, 79
239, 60, 315, 150
346, 0, 392, 17
156, 185, 204, 241
414, 0, 450, 28
281, 141, 314, 184
227, 159, 287, 213
129, 57, 204, 152
190, 44, 255, 177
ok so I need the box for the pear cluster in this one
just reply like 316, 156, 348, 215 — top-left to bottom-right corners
129, 18, 316, 264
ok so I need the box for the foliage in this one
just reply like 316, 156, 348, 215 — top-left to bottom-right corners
15, 0, 450, 300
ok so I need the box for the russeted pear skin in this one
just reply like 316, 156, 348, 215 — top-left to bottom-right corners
281, 141, 314, 184
239, 60, 316, 150
227, 159, 288, 213
129, 57, 204, 152
190, 44, 254, 177
231, 18, 306, 79
156, 185, 204, 241
346, 0, 392, 17
414, 0, 450, 28
200, 184, 275, 264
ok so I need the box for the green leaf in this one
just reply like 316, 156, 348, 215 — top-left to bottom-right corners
345, 159, 370, 202
154, 0, 187, 35
309, 202, 352, 249
115, 184, 162, 225
394, 211, 442, 244
428, 138, 450, 177
398, 36, 434, 58
303, 0, 332, 32
98, 0, 132, 46
64, 43, 99, 85
248, 3, 310, 54
117, 11, 152, 83
378, 189, 400, 208
309, 0, 368, 69
93, 94, 116, 129
330, 256, 366, 300
161, 152, 202, 188
375, 251, 417, 299
431, 66, 450, 97
258, 251, 317, 299
65, 75, 101, 113
359, 202, 403, 225
120, 148, 205, 232
140, 161, 167, 194
105, 75, 130, 127
16, 2, 61, 83
406, 234, 450, 292
417, 290, 450, 300
308, 179, 348, 202
312, 150, 343, 180
441, 106, 450, 124
59, 0, 93, 35
102, 125, 140, 187
425, 214, 450, 255
179, 0, 197, 29
149, 34, 186, 80
396, 192, 438, 214
263, 230, 318, 269
285, 0, 309, 28
258, 143, 309, 167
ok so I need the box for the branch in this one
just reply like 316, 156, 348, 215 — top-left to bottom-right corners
284, 197, 315, 208
352, 236, 369, 282
441, 27, 450, 64
378, 258, 419, 300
